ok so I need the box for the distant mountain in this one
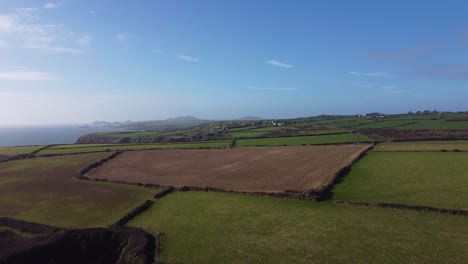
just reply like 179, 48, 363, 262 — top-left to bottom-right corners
165, 116, 201, 121
237, 116, 265, 121
91, 121, 125, 127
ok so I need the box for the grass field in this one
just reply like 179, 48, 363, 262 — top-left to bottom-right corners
37, 141, 231, 155
398, 120, 468, 130
332, 152, 468, 210
236, 134, 371, 147
128, 191, 468, 264
353, 120, 415, 129
97, 128, 196, 138
0, 146, 44, 156
229, 131, 268, 138
374, 141, 468, 151
0, 153, 155, 228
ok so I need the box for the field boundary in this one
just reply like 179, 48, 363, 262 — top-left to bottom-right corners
315, 143, 376, 201
78, 144, 372, 202
333, 200, 468, 216
109, 200, 154, 227
79, 151, 124, 176
30, 145, 57, 156
0, 217, 59, 234
239, 141, 375, 147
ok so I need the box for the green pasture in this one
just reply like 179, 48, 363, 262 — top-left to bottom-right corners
354, 120, 415, 129
397, 120, 468, 130
0, 146, 44, 156
236, 134, 372, 147
37, 141, 231, 155
128, 191, 468, 264
332, 152, 468, 210
374, 141, 468, 152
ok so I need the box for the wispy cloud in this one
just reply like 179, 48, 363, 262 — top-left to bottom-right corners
0, 65, 27, 69
266, 60, 295, 68
44, 2, 62, 9
350, 71, 398, 77
248, 86, 298, 91
0, 40, 7, 48
0, 71, 55, 81
178, 54, 199, 62
115, 33, 128, 43
88, 10, 96, 15
0, 8, 84, 54
77, 35, 92, 46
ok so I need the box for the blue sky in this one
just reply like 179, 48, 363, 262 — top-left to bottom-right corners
1, 0, 468, 125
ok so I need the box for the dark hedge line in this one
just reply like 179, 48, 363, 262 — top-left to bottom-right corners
0, 217, 59, 234
154, 187, 174, 199
314, 144, 375, 201
80, 151, 124, 176
334, 200, 468, 216
110, 200, 154, 227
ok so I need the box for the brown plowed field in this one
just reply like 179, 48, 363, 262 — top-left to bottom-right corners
88, 145, 368, 192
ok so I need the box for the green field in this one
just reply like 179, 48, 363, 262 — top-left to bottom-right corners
236, 134, 371, 147
37, 141, 231, 155
97, 128, 196, 138
332, 152, 468, 210
354, 120, 415, 129
0, 153, 155, 228
374, 141, 468, 152
398, 120, 468, 130
229, 131, 268, 138
0, 146, 44, 156
128, 191, 468, 264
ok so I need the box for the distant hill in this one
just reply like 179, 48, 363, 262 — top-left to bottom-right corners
91, 121, 132, 127
165, 116, 201, 121
237, 116, 265, 121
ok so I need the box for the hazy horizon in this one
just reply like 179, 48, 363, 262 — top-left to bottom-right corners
2, 0, 468, 126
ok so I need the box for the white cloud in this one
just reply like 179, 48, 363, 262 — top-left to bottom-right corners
44, 3, 62, 9
77, 35, 92, 46
0, 40, 7, 48
115, 33, 128, 42
0, 14, 16, 32
266, 60, 295, 68
0, 8, 84, 54
0, 71, 55, 81
350, 71, 398, 77
178, 54, 199, 62
248, 86, 298, 91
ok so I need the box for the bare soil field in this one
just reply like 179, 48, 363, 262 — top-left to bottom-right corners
88, 145, 368, 193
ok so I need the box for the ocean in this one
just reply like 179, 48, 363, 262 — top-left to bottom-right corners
0, 125, 125, 147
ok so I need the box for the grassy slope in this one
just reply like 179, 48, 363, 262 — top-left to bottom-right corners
332, 152, 468, 210
0, 153, 155, 228
128, 191, 468, 264
0, 146, 44, 156
374, 141, 468, 151
236, 134, 371, 147
37, 141, 231, 155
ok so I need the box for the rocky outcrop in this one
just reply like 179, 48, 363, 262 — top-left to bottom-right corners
0, 219, 156, 264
